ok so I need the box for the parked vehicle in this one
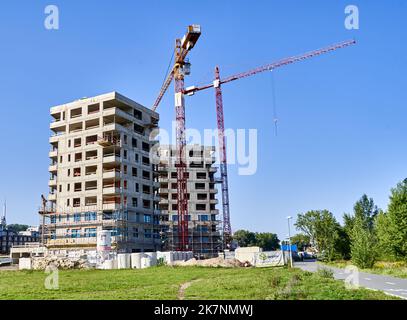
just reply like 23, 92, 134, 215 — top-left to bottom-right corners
0, 257, 12, 266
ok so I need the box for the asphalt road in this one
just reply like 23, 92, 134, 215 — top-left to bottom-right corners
295, 260, 407, 299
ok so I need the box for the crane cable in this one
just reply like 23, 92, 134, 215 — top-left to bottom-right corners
270, 70, 279, 137
160, 49, 175, 88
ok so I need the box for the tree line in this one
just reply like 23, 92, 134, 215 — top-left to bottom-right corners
293, 178, 407, 268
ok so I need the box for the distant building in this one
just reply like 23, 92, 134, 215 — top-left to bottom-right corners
0, 202, 39, 254
18, 226, 40, 238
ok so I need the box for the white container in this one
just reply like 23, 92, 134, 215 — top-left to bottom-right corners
140, 256, 152, 269
131, 253, 142, 269
117, 253, 131, 269
157, 251, 173, 264
19, 258, 32, 270
102, 260, 114, 270
145, 252, 157, 266
173, 251, 180, 261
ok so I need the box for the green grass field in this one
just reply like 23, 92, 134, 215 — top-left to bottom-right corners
0, 266, 396, 300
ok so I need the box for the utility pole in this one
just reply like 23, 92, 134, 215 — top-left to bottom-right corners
287, 216, 293, 268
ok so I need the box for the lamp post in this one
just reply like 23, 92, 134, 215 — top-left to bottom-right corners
287, 216, 293, 268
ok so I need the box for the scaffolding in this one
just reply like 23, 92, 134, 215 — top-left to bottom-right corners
38, 206, 129, 252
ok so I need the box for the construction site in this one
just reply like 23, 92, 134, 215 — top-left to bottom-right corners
14, 23, 356, 267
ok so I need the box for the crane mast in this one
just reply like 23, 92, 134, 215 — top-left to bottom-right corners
214, 67, 232, 245
152, 25, 201, 251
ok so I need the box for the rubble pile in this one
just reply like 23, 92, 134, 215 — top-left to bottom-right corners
173, 257, 252, 268
32, 256, 92, 270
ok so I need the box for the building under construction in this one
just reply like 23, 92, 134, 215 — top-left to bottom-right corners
157, 145, 222, 258
40, 92, 161, 253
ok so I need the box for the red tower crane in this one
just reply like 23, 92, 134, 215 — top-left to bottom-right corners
152, 25, 201, 251
184, 39, 356, 246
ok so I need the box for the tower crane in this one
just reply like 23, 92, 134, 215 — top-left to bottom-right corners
151, 23, 356, 250
183, 39, 356, 247
152, 25, 201, 251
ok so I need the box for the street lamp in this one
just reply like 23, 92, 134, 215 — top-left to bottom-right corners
287, 216, 293, 268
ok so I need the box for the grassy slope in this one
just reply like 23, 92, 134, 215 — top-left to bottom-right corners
323, 260, 407, 279
0, 266, 396, 300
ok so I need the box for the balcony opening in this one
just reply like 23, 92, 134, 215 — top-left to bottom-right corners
85, 118, 99, 130
74, 138, 81, 148
70, 107, 82, 119
143, 185, 151, 194
86, 150, 98, 160
195, 183, 205, 190
142, 156, 150, 166
197, 172, 206, 179
85, 165, 97, 176
132, 138, 138, 148
74, 152, 82, 162
85, 196, 97, 206
73, 198, 81, 207
52, 112, 61, 122
196, 204, 206, 211
88, 103, 99, 114
143, 199, 151, 209
85, 180, 97, 191
74, 182, 82, 192
73, 167, 81, 177
70, 122, 83, 133
197, 193, 207, 200
86, 135, 98, 145
134, 123, 144, 135
142, 142, 150, 152
133, 109, 142, 120
190, 162, 204, 168
142, 170, 150, 180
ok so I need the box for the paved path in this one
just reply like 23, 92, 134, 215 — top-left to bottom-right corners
295, 260, 407, 299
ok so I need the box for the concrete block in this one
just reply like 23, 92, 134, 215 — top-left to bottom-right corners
130, 253, 143, 269
117, 253, 131, 269
19, 258, 32, 270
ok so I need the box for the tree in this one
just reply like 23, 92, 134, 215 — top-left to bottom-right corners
342, 195, 379, 268
376, 210, 394, 260
254, 232, 280, 251
378, 179, 407, 260
232, 230, 280, 251
295, 210, 339, 261
334, 225, 351, 260
232, 230, 256, 247
353, 194, 378, 230
350, 215, 377, 268
290, 234, 311, 251
6, 224, 29, 233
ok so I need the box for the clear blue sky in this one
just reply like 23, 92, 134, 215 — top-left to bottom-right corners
0, 1, 405, 240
